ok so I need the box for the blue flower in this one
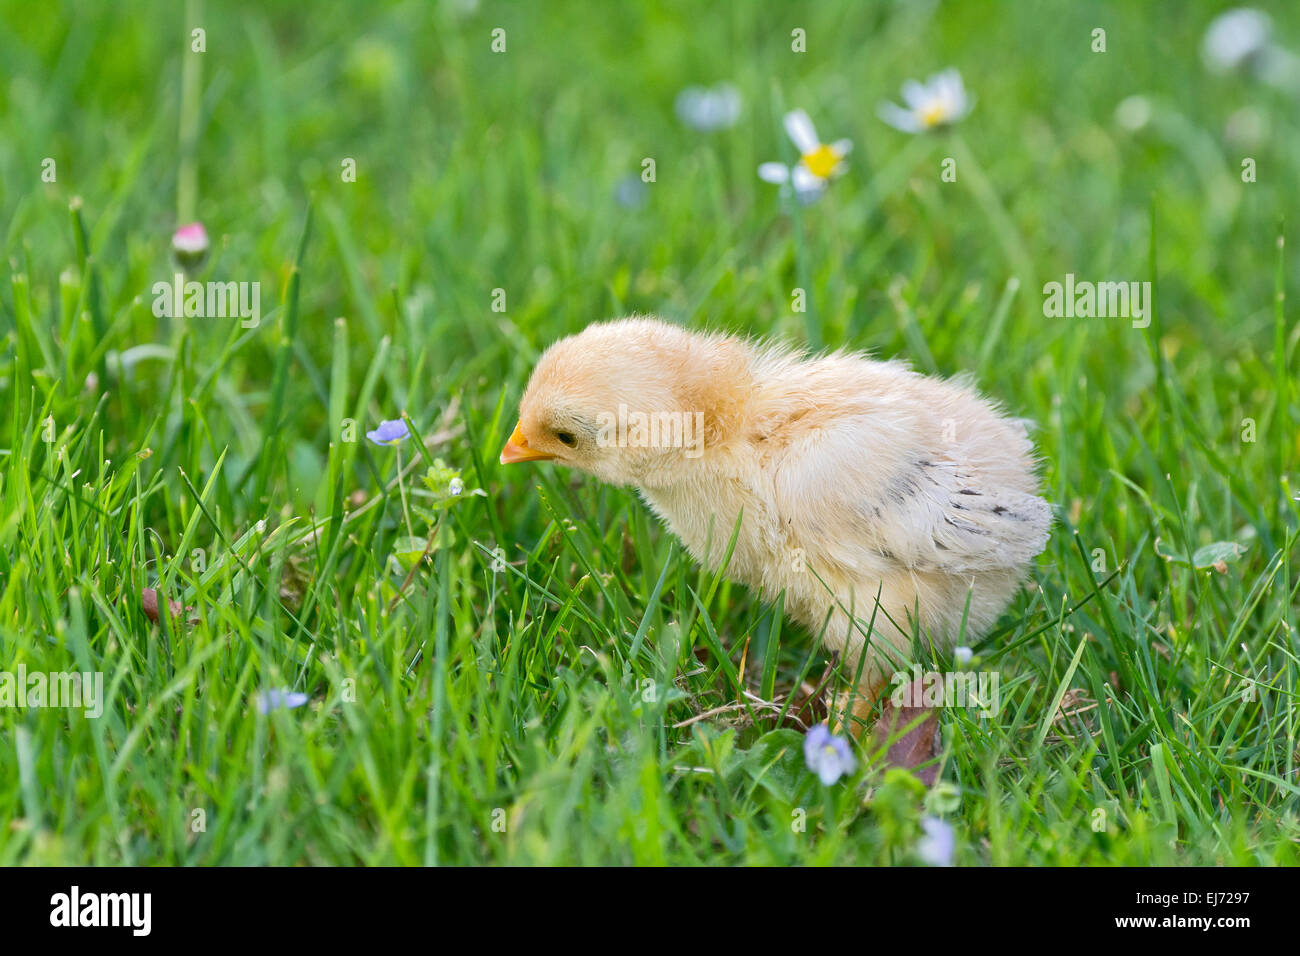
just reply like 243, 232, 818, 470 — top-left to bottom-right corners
803, 723, 857, 785
366, 419, 410, 446
256, 688, 309, 714
917, 816, 955, 866
614, 175, 649, 209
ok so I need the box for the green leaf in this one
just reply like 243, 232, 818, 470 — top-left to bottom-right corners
391, 535, 435, 571
741, 729, 806, 801
1155, 538, 1246, 569
1190, 541, 1246, 569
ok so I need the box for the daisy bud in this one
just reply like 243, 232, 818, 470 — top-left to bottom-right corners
172, 222, 209, 270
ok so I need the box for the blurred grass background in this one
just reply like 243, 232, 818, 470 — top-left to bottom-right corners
0, 0, 1297, 864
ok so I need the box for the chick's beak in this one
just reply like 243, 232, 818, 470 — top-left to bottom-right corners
500, 421, 555, 465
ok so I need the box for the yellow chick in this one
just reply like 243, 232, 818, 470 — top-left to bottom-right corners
501, 317, 1050, 729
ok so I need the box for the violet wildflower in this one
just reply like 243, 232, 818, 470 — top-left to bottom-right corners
366, 419, 410, 446
803, 722, 858, 785
256, 688, 309, 714
917, 816, 955, 866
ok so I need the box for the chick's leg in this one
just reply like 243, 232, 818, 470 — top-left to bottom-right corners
817, 592, 942, 785
823, 613, 912, 736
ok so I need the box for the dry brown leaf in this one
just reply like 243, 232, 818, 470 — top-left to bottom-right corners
869, 677, 941, 786
141, 587, 198, 626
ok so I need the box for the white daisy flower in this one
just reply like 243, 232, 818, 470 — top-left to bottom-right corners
757, 109, 851, 203
1202, 8, 1272, 73
675, 83, 742, 132
878, 68, 974, 133
171, 221, 209, 270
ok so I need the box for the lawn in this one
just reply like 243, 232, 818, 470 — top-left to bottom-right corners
0, 0, 1297, 865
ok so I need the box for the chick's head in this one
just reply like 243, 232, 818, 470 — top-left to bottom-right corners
501, 318, 749, 488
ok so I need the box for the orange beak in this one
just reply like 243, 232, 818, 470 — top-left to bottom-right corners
499, 421, 555, 465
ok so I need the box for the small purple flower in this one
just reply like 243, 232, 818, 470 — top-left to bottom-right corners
256, 688, 309, 714
917, 816, 955, 866
366, 419, 410, 446
171, 222, 209, 270
614, 174, 649, 209
803, 723, 857, 785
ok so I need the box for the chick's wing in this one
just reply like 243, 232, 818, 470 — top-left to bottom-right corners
770, 418, 1051, 577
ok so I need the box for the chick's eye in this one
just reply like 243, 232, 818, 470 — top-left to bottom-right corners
555, 431, 577, 448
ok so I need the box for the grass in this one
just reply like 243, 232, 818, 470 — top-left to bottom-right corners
0, 0, 1298, 865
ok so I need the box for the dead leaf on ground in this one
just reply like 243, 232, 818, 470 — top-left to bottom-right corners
869, 677, 941, 786
141, 587, 199, 626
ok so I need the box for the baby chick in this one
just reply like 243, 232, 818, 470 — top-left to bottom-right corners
501, 317, 1050, 731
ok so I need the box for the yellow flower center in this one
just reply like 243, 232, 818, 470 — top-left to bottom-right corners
801, 144, 839, 179
920, 103, 949, 129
